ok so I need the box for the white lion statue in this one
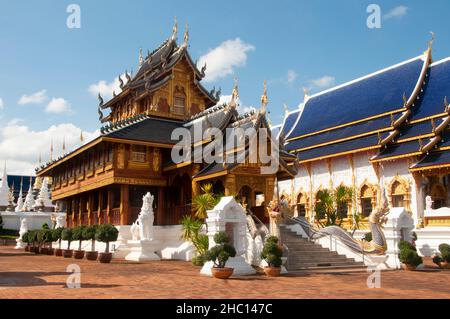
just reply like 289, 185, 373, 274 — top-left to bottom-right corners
130, 192, 155, 241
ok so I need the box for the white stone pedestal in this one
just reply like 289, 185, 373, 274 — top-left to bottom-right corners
124, 240, 161, 262
201, 255, 256, 277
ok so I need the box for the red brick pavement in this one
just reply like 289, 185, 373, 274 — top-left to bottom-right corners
0, 246, 449, 299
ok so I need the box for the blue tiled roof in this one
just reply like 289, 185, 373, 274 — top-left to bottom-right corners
280, 110, 300, 138
410, 150, 450, 170
409, 59, 450, 121
294, 134, 379, 162
285, 114, 394, 152
288, 56, 426, 139
373, 140, 421, 161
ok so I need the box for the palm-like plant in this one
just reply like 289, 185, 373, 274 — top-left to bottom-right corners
181, 215, 209, 255
192, 183, 217, 219
315, 186, 353, 228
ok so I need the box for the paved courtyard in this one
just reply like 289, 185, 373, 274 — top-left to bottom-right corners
0, 246, 449, 299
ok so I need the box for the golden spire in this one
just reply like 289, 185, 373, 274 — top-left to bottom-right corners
183, 23, 189, 46
62, 136, 66, 154
50, 138, 53, 161
303, 87, 310, 99
172, 16, 178, 40
260, 80, 268, 114
428, 31, 435, 51
38, 153, 42, 165
80, 130, 84, 143
230, 77, 239, 109
283, 104, 289, 117
139, 48, 144, 66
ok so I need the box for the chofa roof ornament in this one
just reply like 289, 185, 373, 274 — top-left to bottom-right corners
260, 80, 268, 114
229, 77, 239, 109
171, 16, 178, 41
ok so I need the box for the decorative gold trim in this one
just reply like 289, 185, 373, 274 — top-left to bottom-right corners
163, 161, 192, 172
286, 109, 405, 142
410, 163, 450, 172
297, 145, 379, 164
291, 127, 393, 153
102, 137, 173, 148
192, 170, 228, 182
371, 151, 422, 163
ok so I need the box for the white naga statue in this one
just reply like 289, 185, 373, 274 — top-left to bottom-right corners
130, 192, 155, 241
15, 218, 28, 249
425, 195, 434, 210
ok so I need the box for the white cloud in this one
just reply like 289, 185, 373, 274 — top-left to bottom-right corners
0, 122, 99, 175
88, 74, 128, 100
0, 98, 4, 110
309, 76, 335, 90
287, 70, 298, 84
198, 38, 255, 83
45, 98, 72, 114
18, 90, 48, 105
383, 5, 408, 20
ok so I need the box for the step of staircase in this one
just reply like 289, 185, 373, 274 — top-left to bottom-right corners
280, 224, 365, 271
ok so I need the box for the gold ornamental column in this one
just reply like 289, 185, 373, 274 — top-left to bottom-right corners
120, 184, 130, 225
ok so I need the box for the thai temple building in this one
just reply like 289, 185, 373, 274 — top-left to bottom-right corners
276, 38, 450, 254
35, 23, 296, 228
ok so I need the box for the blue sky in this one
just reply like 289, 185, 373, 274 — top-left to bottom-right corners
1, 0, 450, 174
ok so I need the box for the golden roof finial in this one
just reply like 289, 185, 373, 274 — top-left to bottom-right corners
428, 31, 435, 51
230, 77, 239, 108
80, 130, 84, 143
139, 48, 144, 66
260, 80, 268, 113
283, 104, 289, 117
303, 87, 310, 99
50, 138, 53, 161
62, 136, 66, 154
445, 96, 449, 112
402, 92, 408, 107
184, 23, 189, 46
172, 16, 178, 39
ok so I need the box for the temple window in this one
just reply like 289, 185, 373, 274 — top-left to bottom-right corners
296, 193, 307, 217
431, 184, 447, 209
391, 181, 406, 207
107, 144, 113, 162
173, 85, 186, 115
130, 145, 147, 162
360, 185, 375, 217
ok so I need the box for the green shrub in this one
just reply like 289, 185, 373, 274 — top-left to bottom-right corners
28, 230, 37, 246
433, 255, 443, 266
192, 255, 206, 267
21, 231, 30, 245
364, 232, 372, 242
398, 240, 416, 252
204, 232, 236, 268
52, 227, 64, 249
72, 226, 86, 251
61, 228, 73, 249
399, 249, 422, 267
83, 225, 98, 252
42, 223, 50, 230
95, 224, 119, 253
438, 243, 450, 262
261, 237, 283, 268
37, 230, 46, 244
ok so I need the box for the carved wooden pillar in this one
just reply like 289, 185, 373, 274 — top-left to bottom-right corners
66, 199, 72, 227
88, 193, 93, 225
79, 196, 84, 225
120, 184, 130, 225
97, 190, 103, 225
156, 187, 165, 226
347, 154, 356, 223
106, 188, 112, 224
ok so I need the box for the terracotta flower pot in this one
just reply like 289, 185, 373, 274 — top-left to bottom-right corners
40, 247, 48, 254
25, 246, 29, 252
264, 267, 282, 277
34, 247, 40, 254
440, 261, 450, 269
85, 251, 98, 261
55, 248, 63, 257
29, 246, 35, 253
99, 252, 113, 263
211, 267, 234, 279
47, 248, 54, 255
402, 264, 417, 271
63, 249, 73, 258
73, 250, 85, 259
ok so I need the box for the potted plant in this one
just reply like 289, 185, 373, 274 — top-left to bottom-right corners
398, 240, 422, 271
52, 227, 64, 256
83, 225, 99, 261
432, 243, 450, 269
37, 230, 48, 254
22, 231, 30, 252
61, 228, 74, 258
261, 236, 283, 277
95, 224, 119, 263
72, 226, 86, 259
28, 230, 37, 253
204, 232, 236, 279
45, 230, 55, 255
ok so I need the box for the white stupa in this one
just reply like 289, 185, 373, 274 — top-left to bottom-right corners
34, 177, 53, 211
0, 162, 9, 207
14, 179, 24, 212
22, 180, 35, 212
